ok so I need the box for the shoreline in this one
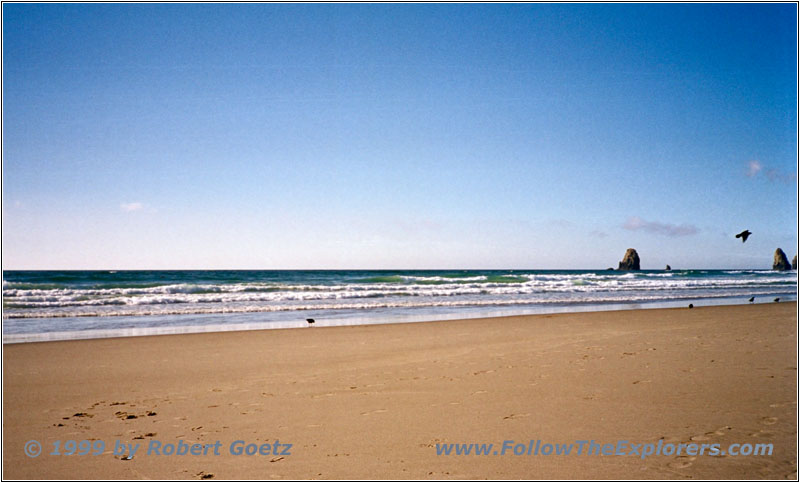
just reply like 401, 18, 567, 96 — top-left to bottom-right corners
3, 303, 797, 479
4, 295, 797, 344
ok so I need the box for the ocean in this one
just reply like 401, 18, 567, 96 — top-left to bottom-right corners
2, 269, 797, 343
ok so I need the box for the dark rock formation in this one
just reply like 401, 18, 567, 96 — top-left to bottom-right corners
617, 248, 641, 271
665, 265, 671, 271
793, 255, 797, 270
773, 248, 791, 270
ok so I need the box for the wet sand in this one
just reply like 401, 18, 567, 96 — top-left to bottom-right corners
3, 303, 796, 479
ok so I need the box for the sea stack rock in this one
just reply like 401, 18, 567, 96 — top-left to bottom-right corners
773, 248, 791, 270
665, 265, 671, 271
793, 255, 797, 270
617, 248, 641, 271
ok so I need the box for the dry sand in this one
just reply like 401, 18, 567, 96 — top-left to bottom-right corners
3, 303, 797, 479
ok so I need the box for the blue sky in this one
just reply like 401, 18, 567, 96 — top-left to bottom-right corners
2, 3, 797, 269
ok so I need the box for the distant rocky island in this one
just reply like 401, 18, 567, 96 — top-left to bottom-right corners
611, 247, 796, 271
773, 248, 791, 270
617, 248, 640, 271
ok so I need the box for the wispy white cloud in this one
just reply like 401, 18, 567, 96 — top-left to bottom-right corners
623, 216, 698, 237
120, 202, 144, 212
746, 160, 762, 177
746, 160, 796, 184
589, 229, 608, 238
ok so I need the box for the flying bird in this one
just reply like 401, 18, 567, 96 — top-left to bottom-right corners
735, 230, 752, 243
748, 297, 755, 303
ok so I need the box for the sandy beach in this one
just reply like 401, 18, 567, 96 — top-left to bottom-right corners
3, 303, 796, 480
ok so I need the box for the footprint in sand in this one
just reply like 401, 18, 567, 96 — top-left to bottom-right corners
420, 439, 446, 448
360, 409, 388, 416
709, 427, 729, 436
687, 425, 732, 444
502, 413, 530, 420
750, 429, 775, 438
761, 416, 778, 425
668, 456, 696, 469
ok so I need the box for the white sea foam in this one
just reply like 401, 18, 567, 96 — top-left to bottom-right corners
3, 270, 795, 322
4, 286, 795, 320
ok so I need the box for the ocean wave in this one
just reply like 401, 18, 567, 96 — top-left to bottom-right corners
4, 288, 795, 320
4, 276, 796, 309
4, 270, 796, 323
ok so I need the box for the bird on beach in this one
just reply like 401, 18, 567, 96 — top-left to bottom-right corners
306, 318, 315, 326
688, 304, 694, 309
748, 297, 755, 303
774, 298, 780, 303
735, 230, 752, 243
